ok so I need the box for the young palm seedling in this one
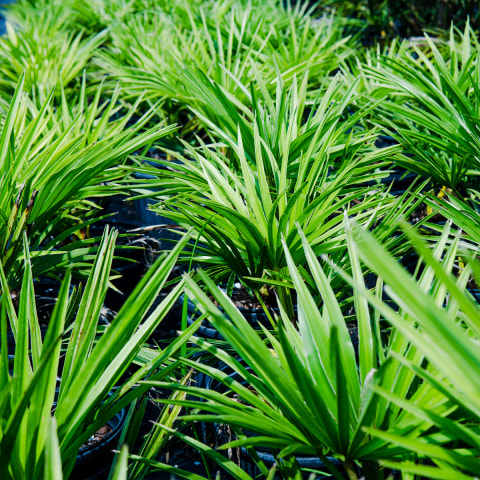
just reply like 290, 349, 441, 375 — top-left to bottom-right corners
0, 227, 197, 479
142, 222, 470, 480
133, 73, 422, 319
97, 0, 355, 137
364, 23, 480, 199
0, 14, 104, 103
97, 0, 272, 133
0, 75, 176, 288
334, 220, 480, 478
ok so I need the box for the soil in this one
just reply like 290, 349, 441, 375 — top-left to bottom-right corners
81, 424, 113, 449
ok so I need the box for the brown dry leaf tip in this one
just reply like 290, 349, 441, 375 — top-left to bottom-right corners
14, 183, 25, 206
25, 190, 38, 214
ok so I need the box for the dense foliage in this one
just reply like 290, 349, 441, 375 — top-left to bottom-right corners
0, 1, 479, 479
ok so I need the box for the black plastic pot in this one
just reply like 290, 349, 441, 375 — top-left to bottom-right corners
238, 447, 343, 480
70, 408, 126, 480
238, 448, 400, 480
468, 289, 480, 304
88, 221, 160, 312
359, 166, 421, 197
186, 291, 281, 388
96, 191, 179, 251
98, 195, 143, 228
133, 159, 182, 250
382, 169, 422, 196
134, 196, 182, 249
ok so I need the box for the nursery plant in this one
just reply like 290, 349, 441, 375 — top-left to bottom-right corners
0, 13, 105, 102
0, 227, 198, 479
98, 2, 263, 95
332, 220, 480, 478
1, 0, 143, 37
134, 73, 423, 317
363, 23, 480, 198
72, 0, 148, 35
97, 0, 354, 134
97, 0, 274, 134
143, 221, 471, 480
0, 75, 176, 288
0, 0, 78, 36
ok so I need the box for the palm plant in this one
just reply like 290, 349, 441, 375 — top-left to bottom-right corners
133, 73, 421, 317
340, 36, 419, 120
96, 1, 273, 127
142, 221, 472, 480
96, 0, 355, 134
0, 76, 176, 288
363, 22, 480, 198
264, 8, 357, 90
0, 227, 197, 479
0, 0, 79, 33
72, 0, 143, 34
0, 14, 105, 103
332, 220, 480, 478
1, 0, 146, 40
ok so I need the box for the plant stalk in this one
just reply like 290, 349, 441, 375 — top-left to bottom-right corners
276, 283, 295, 327
344, 460, 359, 480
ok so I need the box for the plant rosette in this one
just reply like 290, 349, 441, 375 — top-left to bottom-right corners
160, 223, 465, 480
0, 228, 196, 479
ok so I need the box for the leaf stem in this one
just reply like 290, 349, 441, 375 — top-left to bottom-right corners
344, 460, 359, 480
